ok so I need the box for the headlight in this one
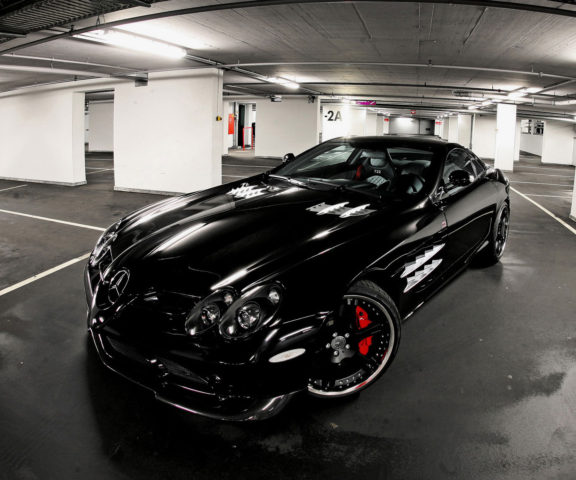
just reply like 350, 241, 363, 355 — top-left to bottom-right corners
219, 284, 284, 340
185, 289, 237, 336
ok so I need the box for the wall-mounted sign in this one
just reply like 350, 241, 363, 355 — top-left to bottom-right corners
384, 118, 389, 122
325, 110, 343, 121
356, 101, 376, 106
228, 114, 235, 134
410, 110, 416, 115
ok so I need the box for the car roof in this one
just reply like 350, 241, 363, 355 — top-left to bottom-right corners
327, 135, 460, 148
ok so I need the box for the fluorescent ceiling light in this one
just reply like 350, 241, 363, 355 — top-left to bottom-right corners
75, 29, 187, 59
525, 87, 542, 94
468, 105, 479, 110
481, 100, 493, 106
267, 77, 300, 89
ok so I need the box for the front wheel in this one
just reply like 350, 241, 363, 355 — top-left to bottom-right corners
477, 202, 510, 266
308, 281, 401, 397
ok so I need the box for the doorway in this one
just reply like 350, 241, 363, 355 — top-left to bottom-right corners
84, 90, 115, 186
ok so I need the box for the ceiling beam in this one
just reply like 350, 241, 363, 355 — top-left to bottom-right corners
0, 0, 575, 56
0, 64, 109, 77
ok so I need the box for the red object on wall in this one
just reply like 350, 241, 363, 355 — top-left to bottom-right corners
228, 114, 235, 134
384, 118, 389, 122
410, 110, 416, 115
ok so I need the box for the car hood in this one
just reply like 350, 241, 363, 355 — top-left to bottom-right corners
108, 176, 401, 291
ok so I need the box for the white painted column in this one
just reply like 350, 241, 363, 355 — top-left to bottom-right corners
457, 114, 472, 148
434, 119, 444, 139
471, 115, 496, 159
541, 120, 576, 165
365, 112, 378, 135
254, 97, 321, 157
376, 115, 384, 135
321, 105, 366, 141
0, 89, 86, 186
571, 175, 576, 222
447, 116, 458, 143
494, 103, 517, 172
114, 69, 224, 194
383, 117, 390, 134
514, 119, 521, 161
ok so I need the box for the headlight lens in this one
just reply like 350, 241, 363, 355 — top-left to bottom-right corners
237, 302, 262, 330
218, 284, 284, 340
185, 289, 236, 336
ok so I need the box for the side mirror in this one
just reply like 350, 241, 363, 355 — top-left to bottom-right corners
449, 170, 472, 187
283, 153, 295, 164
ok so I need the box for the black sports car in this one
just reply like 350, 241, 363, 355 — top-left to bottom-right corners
85, 136, 510, 420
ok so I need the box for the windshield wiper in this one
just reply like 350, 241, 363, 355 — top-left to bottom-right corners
303, 178, 382, 199
268, 174, 311, 189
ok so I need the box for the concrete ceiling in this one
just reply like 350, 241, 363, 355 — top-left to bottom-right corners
0, 0, 575, 119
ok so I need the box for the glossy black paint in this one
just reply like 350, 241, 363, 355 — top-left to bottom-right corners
85, 136, 510, 420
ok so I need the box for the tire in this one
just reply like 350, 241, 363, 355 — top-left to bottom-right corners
477, 202, 510, 266
307, 280, 401, 398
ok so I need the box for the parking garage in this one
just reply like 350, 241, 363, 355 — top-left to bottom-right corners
1, 1, 576, 479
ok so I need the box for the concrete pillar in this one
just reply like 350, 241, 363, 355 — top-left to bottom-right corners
114, 69, 224, 194
541, 120, 576, 165
383, 117, 390, 134
0, 89, 86, 186
222, 101, 235, 153
321, 105, 366, 141
254, 97, 321, 157
447, 116, 459, 143
494, 103, 517, 172
434, 119, 444, 139
376, 115, 384, 135
457, 114, 472, 148
514, 119, 521, 162
365, 112, 378, 135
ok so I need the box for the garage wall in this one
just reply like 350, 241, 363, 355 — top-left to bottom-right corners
222, 101, 235, 153
365, 113, 378, 135
114, 70, 223, 194
542, 120, 576, 165
255, 98, 320, 157
87, 101, 114, 152
0, 89, 85, 185
472, 115, 496, 159
447, 116, 459, 142
520, 131, 543, 156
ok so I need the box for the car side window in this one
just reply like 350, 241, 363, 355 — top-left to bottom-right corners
442, 149, 476, 193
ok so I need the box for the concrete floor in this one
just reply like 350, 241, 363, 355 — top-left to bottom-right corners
0, 153, 575, 480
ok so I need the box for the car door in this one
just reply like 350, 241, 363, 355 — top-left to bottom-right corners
437, 148, 499, 274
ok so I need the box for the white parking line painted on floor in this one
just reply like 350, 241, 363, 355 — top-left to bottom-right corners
0, 184, 27, 193
511, 187, 576, 235
86, 168, 114, 175
0, 253, 90, 297
524, 194, 572, 198
517, 172, 574, 178
222, 164, 274, 168
0, 208, 106, 231
510, 181, 573, 187
515, 165, 574, 172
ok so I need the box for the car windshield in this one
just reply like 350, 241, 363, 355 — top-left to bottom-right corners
273, 141, 443, 201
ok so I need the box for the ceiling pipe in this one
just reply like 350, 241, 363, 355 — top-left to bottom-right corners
4, 53, 136, 71
0, 64, 109, 77
0, 0, 575, 57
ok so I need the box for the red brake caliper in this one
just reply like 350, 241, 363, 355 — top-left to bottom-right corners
356, 306, 373, 355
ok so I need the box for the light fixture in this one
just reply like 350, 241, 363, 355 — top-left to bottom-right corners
75, 29, 187, 59
508, 89, 527, 100
525, 87, 542, 94
481, 100, 493, 107
266, 77, 300, 89
468, 105, 479, 110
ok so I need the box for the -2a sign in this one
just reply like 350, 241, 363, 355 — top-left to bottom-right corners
325, 110, 342, 121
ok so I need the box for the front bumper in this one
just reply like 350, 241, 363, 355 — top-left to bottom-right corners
85, 264, 317, 421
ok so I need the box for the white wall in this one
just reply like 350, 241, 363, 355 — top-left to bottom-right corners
434, 120, 444, 138
541, 120, 576, 165
419, 119, 434, 135
389, 117, 419, 135
87, 101, 114, 152
514, 119, 521, 161
376, 115, 384, 135
254, 98, 320, 157
383, 117, 390, 134
114, 69, 223, 194
471, 115, 496, 159
520, 131, 543, 156
0, 89, 85, 185
322, 105, 366, 141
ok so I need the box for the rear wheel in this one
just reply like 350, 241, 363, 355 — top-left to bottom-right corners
308, 281, 401, 397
